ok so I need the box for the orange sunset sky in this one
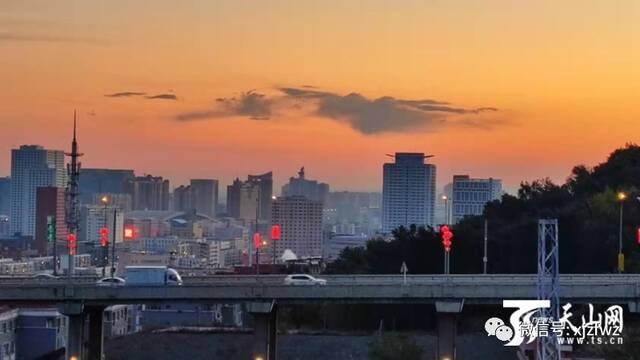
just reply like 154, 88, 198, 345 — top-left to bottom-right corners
1, 1, 639, 193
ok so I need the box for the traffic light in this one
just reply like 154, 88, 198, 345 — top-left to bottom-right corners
253, 233, 261, 249
637, 227, 640, 245
440, 225, 453, 252
271, 225, 280, 240
67, 233, 77, 255
100, 227, 108, 247
46, 216, 56, 243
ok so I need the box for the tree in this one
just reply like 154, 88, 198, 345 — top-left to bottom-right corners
328, 144, 640, 274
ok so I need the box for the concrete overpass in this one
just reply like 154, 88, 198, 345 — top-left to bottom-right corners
1, 274, 639, 360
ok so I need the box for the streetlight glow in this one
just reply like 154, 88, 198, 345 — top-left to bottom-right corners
100, 195, 109, 204
617, 192, 627, 201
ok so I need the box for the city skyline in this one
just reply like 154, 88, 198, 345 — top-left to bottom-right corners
3, 2, 639, 192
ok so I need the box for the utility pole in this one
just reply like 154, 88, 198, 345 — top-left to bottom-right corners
255, 187, 260, 275
100, 196, 109, 277
111, 208, 117, 277
483, 218, 488, 274
617, 192, 626, 273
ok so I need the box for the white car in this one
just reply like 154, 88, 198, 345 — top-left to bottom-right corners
97, 276, 126, 287
283, 274, 327, 286
31, 273, 58, 281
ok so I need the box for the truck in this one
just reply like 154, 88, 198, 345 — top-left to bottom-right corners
123, 266, 183, 286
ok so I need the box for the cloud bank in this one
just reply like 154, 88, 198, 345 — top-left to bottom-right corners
174, 87, 500, 134
105, 91, 178, 101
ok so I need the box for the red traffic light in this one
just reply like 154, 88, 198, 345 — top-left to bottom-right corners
637, 227, 640, 245
271, 225, 280, 240
67, 233, 77, 255
440, 225, 453, 252
100, 227, 108, 247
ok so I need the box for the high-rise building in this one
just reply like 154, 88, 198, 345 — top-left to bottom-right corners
125, 175, 170, 211
78, 168, 134, 204
79, 204, 124, 249
226, 178, 242, 218
190, 179, 218, 218
34, 187, 66, 256
382, 152, 436, 233
10, 145, 66, 237
451, 175, 502, 223
227, 173, 272, 222
173, 185, 194, 212
281, 167, 329, 204
247, 172, 273, 221
0, 176, 10, 216
271, 196, 323, 260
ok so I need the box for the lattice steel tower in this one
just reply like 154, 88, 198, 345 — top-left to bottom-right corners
65, 111, 83, 276
537, 219, 561, 360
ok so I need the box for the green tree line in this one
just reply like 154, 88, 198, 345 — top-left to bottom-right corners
328, 144, 640, 274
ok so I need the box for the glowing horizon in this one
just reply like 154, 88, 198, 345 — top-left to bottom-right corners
1, 1, 639, 193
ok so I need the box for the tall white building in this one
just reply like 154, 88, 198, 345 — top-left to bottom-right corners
271, 196, 323, 261
10, 145, 66, 237
451, 175, 502, 223
79, 205, 124, 248
382, 153, 436, 233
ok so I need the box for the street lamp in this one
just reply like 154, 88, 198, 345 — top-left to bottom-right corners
441, 195, 450, 224
617, 192, 626, 273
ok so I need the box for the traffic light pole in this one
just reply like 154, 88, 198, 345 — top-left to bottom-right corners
102, 204, 108, 278
111, 208, 117, 278
443, 251, 450, 275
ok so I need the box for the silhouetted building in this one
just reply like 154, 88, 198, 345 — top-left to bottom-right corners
0, 176, 10, 216
382, 152, 436, 233
227, 174, 271, 222
190, 179, 218, 218
91, 192, 132, 212
271, 196, 323, 260
78, 168, 134, 204
226, 178, 242, 218
34, 187, 66, 256
281, 167, 329, 203
79, 204, 124, 250
247, 172, 273, 221
451, 175, 502, 223
126, 175, 170, 211
10, 145, 66, 238
173, 185, 194, 212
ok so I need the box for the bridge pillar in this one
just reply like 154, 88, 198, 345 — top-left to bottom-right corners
248, 301, 277, 360
58, 303, 86, 360
435, 300, 464, 360
86, 306, 105, 360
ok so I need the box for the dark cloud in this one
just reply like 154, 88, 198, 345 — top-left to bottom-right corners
146, 94, 178, 101
215, 90, 272, 119
279, 87, 498, 134
174, 87, 499, 134
105, 92, 179, 101
175, 110, 222, 122
104, 92, 146, 98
